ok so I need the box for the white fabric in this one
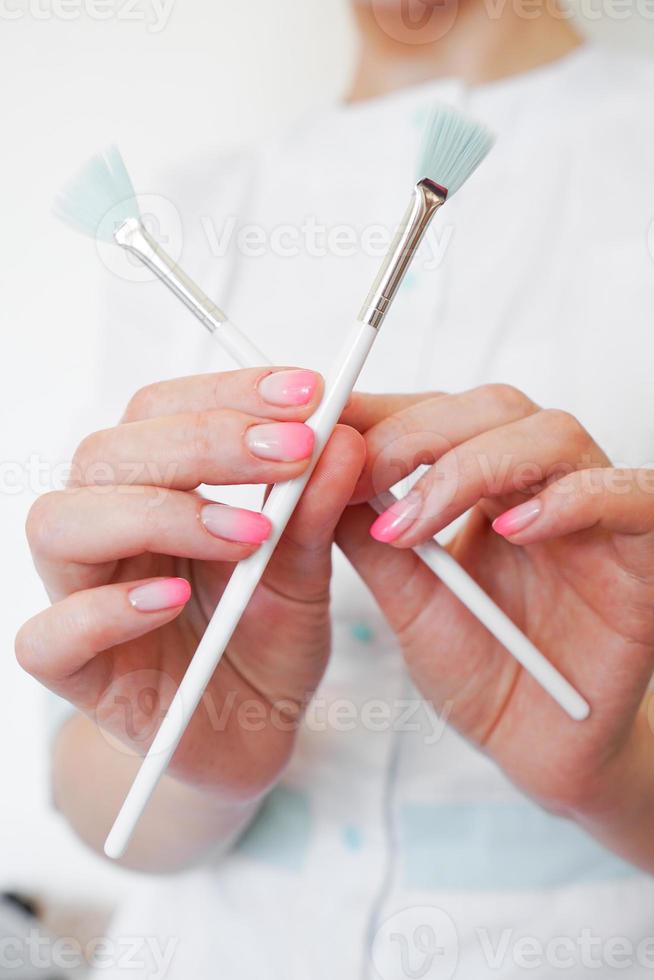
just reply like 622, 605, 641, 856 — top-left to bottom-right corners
91, 45, 654, 980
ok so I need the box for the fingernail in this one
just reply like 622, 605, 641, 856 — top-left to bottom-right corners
258, 370, 318, 407
370, 492, 422, 543
246, 422, 314, 462
493, 499, 543, 537
201, 503, 271, 544
128, 578, 191, 613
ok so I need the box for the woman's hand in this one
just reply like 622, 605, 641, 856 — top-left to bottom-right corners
339, 385, 654, 867
17, 367, 365, 803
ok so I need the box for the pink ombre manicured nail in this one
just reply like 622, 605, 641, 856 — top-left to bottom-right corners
246, 422, 315, 462
493, 499, 543, 538
201, 503, 271, 544
128, 578, 191, 613
370, 492, 423, 544
258, 370, 319, 407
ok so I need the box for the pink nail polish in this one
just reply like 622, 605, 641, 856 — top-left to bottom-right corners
493, 499, 543, 538
246, 422, 315, 462
258, 370, 318, 407
128, 578, 191, 613
370, 492, 422, 544
201, 504, 271, 544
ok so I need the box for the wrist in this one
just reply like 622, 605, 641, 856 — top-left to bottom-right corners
567, 705, 654, 872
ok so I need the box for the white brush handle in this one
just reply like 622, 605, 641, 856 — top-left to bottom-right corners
370, 492, 589, 722
104, 319, 377, 860
412, 550, 589, 720
219, 320, 269, 368
116, 220, 270, 368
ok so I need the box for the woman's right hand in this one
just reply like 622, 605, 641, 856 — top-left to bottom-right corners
16, 367, 365, 804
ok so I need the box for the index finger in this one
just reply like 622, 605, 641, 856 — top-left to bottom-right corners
122, 367, 324, 424
340, 391, 441, 434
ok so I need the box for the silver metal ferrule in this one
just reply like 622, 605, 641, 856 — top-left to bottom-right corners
359, 179, 447, 330
113, 218, 228, 334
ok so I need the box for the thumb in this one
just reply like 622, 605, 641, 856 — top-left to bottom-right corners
265, 425, 366, 601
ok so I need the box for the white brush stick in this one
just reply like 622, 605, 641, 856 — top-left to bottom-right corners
105, 319, 378, 860
115, 225, 589, 724
371, 492, 590, 722
104, 178, 448, 859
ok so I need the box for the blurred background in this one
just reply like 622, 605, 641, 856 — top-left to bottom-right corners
1, 0, 653, 969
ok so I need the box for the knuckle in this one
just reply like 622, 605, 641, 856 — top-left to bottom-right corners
71, 430, 102, 475
338, 422, 366, 454
380, 411, 413, 442
417, 394, 449, 421
541, 407, 574, 428
123, 384, 158, 422
367, 409, 425, 468
541, 408, 587, 444
14, 619, 42, 676
25, 492, 63, 556
482, 383, 531, 414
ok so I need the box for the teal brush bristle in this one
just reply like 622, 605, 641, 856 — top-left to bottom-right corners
419, 105, 494, 197
53, 146, 140, 241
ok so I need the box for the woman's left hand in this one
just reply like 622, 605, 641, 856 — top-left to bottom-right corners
338, 385, 654, 866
